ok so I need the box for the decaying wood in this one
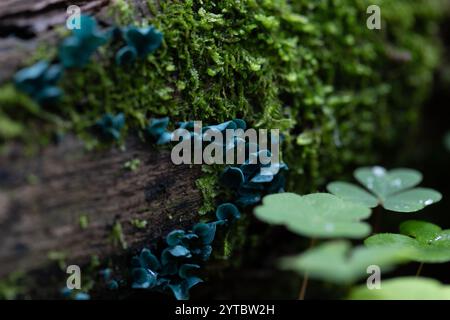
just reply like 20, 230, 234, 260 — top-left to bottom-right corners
0, 0, 206, 299
0, 136, 203, 280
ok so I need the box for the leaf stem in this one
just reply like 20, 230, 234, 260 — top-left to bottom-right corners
298, 238, 316, 300
416, 262, 424, 277
298, 272, 309, 300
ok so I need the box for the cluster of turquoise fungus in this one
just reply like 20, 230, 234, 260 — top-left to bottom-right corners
99, 268, 120, 290
60, 288, 90, 300
221, 159, 288, 207
146, 117, 173, 145
94, 113, 126, 141
12, 15, 162, 107
13, 61, 63, 105
133, 117, 286, 299
116, 26, 163, 65
59, 15, 112, 68
131, 203, 240, 300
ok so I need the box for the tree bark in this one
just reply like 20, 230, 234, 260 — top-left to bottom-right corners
0, 135, 203, 280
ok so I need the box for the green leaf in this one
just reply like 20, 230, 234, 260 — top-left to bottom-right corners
0, 116, 24, 139
349, 277, 450, 300
280, 241, 411, 284
383, 188, 443, 213
365, 220, 450, 263
327, 166, 442, 213
254, 193, 372, 239
326, 182, 378, 208
355, 167, 422, 200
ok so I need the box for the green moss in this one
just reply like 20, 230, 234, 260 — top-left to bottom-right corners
195, 167, 221, 215
79, 215, 89, 229
110, 0, 136, 25
47, 250, 67, 270
0, 272, 25, 300
130, 218, 148, 229
123, 158, 141, 171
109, 221, 128, 250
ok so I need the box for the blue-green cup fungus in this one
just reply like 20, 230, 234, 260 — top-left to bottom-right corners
94, 113, 125, 141
59, 15, 111, 68
116, 26, 163, 65
14, 61, 63, 105
146, 117, 173, 145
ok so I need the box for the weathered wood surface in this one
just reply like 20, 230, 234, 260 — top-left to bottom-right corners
0, 136, 202, 279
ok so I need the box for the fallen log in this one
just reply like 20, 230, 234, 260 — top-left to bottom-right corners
0, 135, 203, 296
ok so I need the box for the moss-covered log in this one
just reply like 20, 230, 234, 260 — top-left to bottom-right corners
0, 0, 448, 299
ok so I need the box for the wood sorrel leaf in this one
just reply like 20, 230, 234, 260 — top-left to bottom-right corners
327, 166, 442, 213
326, 181, 378, 208
354, 166, 423, 200
349, 277, 450, 300
382, 188, 443, 212
365, 220, 450, 263
280, 241, 410, 284
254, 193, 372, 238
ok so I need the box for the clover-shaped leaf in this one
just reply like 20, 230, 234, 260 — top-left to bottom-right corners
365, 220, 450, 263
254, 193, 372, 238
327, 166, 442, 212
349, 277, 450, 300
280, 241, 410, 284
